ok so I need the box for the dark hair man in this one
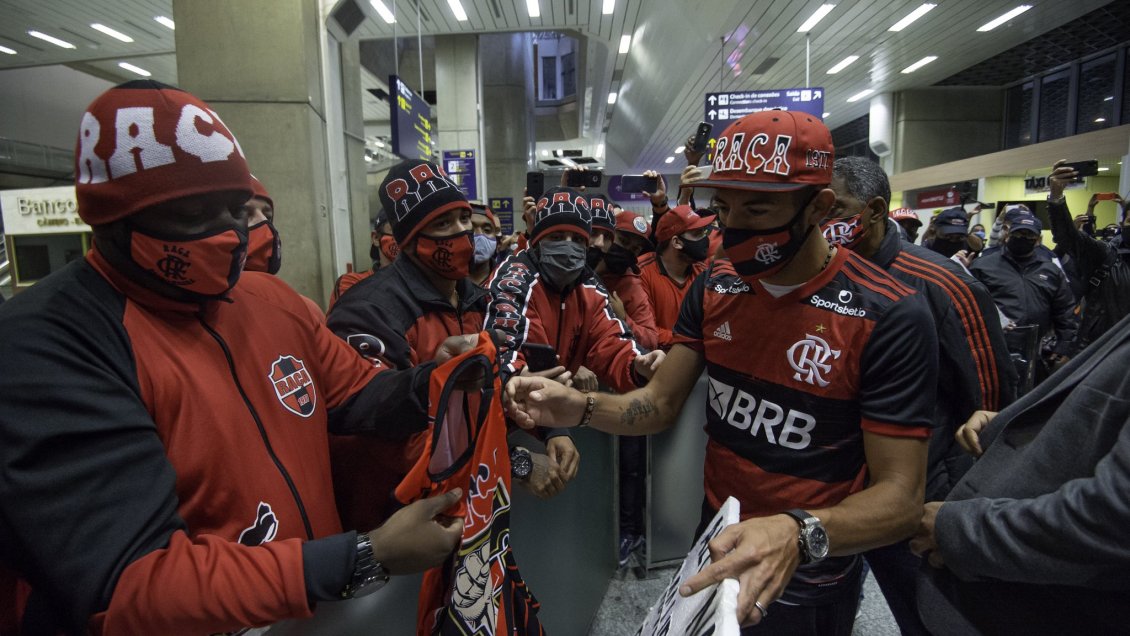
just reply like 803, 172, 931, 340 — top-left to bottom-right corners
329, 209, 397, 308
824, 155, 1016, 635
1045, 161, 1130, 350
0, 81, 461, 634
505, 110, 937, 633
639, 205, 713, 349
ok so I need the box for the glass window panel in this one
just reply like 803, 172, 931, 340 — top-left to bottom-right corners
1038, 71, 1071, 142
1077, 54, 1116, 134
1004, 82, 1034, 148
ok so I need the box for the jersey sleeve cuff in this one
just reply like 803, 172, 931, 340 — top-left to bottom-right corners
670, 334, 704, 351
861, 417, 930, 439
302, 531, 357, 605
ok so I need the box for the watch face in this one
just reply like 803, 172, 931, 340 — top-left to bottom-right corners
807, 526, 830, 560
511, 450, 532, 478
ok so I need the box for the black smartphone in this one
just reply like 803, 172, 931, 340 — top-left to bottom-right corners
692, 121, 713, 153
620, 174, 659, 193
566, 170, 603, 189
520, 343, 558, 372
1063, 160, 1099, 182
526, 171, 545, 199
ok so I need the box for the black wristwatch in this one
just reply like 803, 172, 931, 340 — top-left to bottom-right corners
340, 532, 389, 599
783, 509, 829, 565
510, 447, 533, 481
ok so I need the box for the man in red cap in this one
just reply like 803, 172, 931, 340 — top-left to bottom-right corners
505, 109, 937, 633
593, 212, 659, 350
890, 207, 924, 244
0, 81, 463, 634
639, 205, 714, 349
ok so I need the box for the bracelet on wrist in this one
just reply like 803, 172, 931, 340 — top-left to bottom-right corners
578, 394, 596, 428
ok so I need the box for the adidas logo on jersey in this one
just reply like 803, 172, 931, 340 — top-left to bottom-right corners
713, 321, 733, 341
707, 377, 815, 450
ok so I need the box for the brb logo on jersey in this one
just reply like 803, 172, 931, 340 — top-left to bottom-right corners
787, 334, 841, 387
707, 377, 816, 449
269, 355, 318, 417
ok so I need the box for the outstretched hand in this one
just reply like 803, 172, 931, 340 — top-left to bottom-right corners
504, 375, 586, 429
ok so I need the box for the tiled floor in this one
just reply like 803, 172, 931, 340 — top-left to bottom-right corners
588, 565, 899, 635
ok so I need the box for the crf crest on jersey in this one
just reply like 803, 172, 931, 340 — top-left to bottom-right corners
269, 355, 317, 417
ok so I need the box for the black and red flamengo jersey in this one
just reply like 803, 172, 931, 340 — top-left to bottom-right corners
395, 334, 544, 636
672, 248, 937, 605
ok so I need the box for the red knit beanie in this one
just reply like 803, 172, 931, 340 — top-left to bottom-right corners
75, 80, 253, 226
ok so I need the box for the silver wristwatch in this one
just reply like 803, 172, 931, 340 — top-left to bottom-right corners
340, 533, 390, 599
783, 509, 829, 565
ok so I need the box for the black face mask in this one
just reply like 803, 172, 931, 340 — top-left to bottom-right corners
929, 238, 964, 258
1006, 235, 1038, 259
586, 246, 604, 269
602, 243, 639, 274
679, 235, 711, 262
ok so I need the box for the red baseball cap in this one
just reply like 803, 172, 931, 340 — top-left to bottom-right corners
682, 109, 833, 193
615, 212, 652, 241
469, 200, 498, 225
889, 207, 921, 226
655, 205, 714, 243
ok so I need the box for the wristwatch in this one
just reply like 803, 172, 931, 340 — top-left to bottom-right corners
340, 532, 390, 599
510, 447, 533, 481
783, 509, 829, 565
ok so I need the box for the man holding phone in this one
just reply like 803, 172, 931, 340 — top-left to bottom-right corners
1045, 159, 1130, 349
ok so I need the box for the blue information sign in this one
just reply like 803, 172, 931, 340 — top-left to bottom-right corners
488, 197, 514, 234
704, 87, 825, 133
442, 150, 478, 202
389, 75, 434, 161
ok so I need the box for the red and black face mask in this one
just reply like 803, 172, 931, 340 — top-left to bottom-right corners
371, 234, 400, 263
129, 224, 247, 298
245, 220, 281, 274
820, 212, 868, 250
722, 193, 816, 282
415, 230, 473, 280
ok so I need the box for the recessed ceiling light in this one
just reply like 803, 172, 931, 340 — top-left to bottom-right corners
0, 45, 15, 55
526, 0, 540, 18
1104, 96, 1114, 101
154, 16, 175, 30
675, 145, 685, 153
27, 30, 75, 49
603, 0, 615, 15
888, 4, 936, 31
822, 112, 830, 118
374, 139, 385, 148
665, 156, 675, 164
608, 92, 618, 104
798, 4, 835, 33
619, 34, 631, 54
118, 62, 151, 77
541, 149, 549, 157
826, 55, 859, 74
91, 23, 133, 43
977, 5, 1032, 32
1095, 117, 1107, 123
447, 0, 468, 22
847, 89, 875, 102
901, 56, 938, 74
371, 1, 396, 23
1098, 167, 1110, 172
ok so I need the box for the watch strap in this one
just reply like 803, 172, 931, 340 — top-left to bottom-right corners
340, 532, 389, 599
783, 509, 814, 564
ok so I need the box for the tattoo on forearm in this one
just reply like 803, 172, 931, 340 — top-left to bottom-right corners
620, 398, 657, 428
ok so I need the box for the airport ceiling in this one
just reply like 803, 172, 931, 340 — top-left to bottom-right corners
0, 0, 1119, 174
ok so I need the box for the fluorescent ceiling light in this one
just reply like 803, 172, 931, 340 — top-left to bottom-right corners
603, 0, 615, 15
0, 45, 15, 55
154, 16, 175, 30
374, 140, 385, 148
619, 34, 631, 54
91, 23, 133, 43
527, 0, 540, 18
1104, 96, 1114, 101
847, 89, 874, 102
608, 92, 618, 105
901, 56, 937, 74
675, 145, 685, 153
977, 5, 1032, 32
1095, 117, 1106, 123
596, 143, 604, 157
822, 112, 830, 118
447, 0, 468, 22
826, 55, 859, 74
118, 62, 151, 77
888, 4, 936, 31
1098, 166, 1110, 171
371, 1, 396, 23
541, 149, 549, 157
797, 4, 835, 33
665, 156, 675, 164
28, 30, 75, 49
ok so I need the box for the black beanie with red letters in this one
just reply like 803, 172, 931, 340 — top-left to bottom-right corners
379, 160, 471, 246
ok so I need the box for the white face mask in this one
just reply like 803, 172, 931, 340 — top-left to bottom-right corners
473, 233, 497, 265
536, 239, 587, 289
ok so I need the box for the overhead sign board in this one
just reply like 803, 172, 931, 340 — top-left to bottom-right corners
389, 75, 434, 161
704, 87, 825, 133
488, 197, 514, 234
0, 186, 90, 235
443, 150, 478, 201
